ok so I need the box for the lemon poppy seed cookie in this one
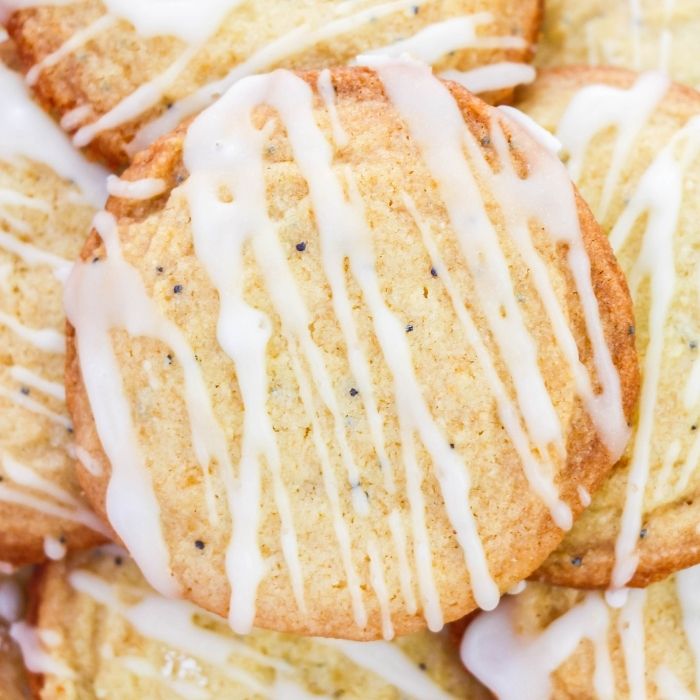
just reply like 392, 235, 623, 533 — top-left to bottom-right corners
4, 0, 542, 168
516, 67, 700, 590
536, 0, 700, 89
65, 64, 638, 639
20, 549, 490, 700
0, 62, 108, 566
462, 566, 700, 700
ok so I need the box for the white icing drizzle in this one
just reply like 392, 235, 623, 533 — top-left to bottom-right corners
441, 62, 536, 95
0, 384, 71, 428
10, 622, 75, 678
617, 589, 647, 700
507, 581, 527, 595
9, 365, 65, 401
577, 485, 592, 507
74, 445, 104, 477
43, 534, 67, 560
462, 585, 655, 700
0, 577, 23, 623
65, 211, 222, 598
0, 310, 65, 353
323, 639, 457, 700
26, 15, 117, 86
316, 69, 349, 148
655, 666, 697, 700
557, 72, 670, 222
0, 453, 109, 535
497, 105, 562, 155
367, 539, 394, 640
0, 63, 107, 206
676, 565, 700, 696
605, 587, 630, 609
60, 104, 94, 131
73, 44, 200, 148
461, 592, 616, 700
106, 175, 167, 200
364, 13, 526, 63
0, 228, 71, 274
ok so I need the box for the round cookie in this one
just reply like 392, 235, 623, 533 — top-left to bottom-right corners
4, 0, 542, 168
461, 566, 700, 700
65, 63, 638, 640
23, 548, 490, 700
0, 62, 109, 566
536, 0, 700, 89
516, 67, 700, 589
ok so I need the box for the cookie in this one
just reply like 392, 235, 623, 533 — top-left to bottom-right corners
64, 63, 638, 639
516, 67, 700, 590
20, 547, 490, 700
461, 566, 700, 700
536, 0, 700, 89
0, 62, 110, 566
4, 0, 542, 168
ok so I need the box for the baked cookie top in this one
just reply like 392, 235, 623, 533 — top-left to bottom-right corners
462, 566, 700, 700
65, 63, 637, 639
536, 0, 700, 89
517, 67, 700, 589
22, 548, 489, 700
4, 0, 542, 168
0, 61, 108, 566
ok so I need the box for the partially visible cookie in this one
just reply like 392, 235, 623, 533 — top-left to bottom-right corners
516, 67, 700, 589
461, 566, 700, 700
4, 0, 542, 167
65, 64, 637, 639
0, 61, 108, 566
22, 548, 490, 700
536, 0, 700, 88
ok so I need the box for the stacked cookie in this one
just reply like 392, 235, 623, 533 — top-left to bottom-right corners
0, 0, 696, 698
